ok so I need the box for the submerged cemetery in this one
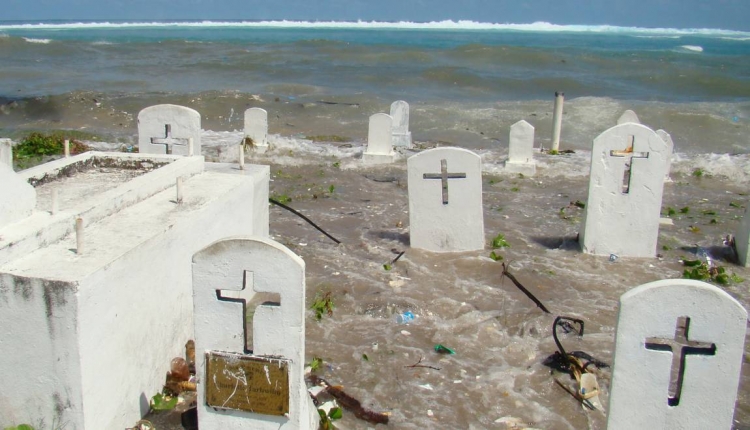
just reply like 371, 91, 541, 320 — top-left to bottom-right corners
0, 97, 748, 430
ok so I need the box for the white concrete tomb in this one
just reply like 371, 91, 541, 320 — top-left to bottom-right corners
390, 100, 412, 148
617, 109, 640, 125
408, 147, 484, 252
192, 237, 318, 429
138, 104, 202, 156
607, 279, 747, 430
244, 107, 269, 153
0, 151, 269, 429
362, 113, 395, 164
656, 129, 675, 182
579, 123, 668, 258
505, 120, 536, 175
0, 162, 36, 229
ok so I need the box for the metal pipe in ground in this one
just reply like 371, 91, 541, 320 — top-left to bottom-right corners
551, 92, 564, 152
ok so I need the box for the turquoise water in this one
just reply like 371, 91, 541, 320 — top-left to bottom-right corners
1, 20, 749, 102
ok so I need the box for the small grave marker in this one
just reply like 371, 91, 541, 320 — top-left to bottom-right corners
390, 100, 412, 148
617, 109, 640, 125
138, 104, 201, 156
408, 147, 484, 252
505, 120, 536, 175
656, 129, 675, 182
607, 279, 747, 429
362, 113, 394, 164
244, 108, 269, 153
580, 123, 668, 257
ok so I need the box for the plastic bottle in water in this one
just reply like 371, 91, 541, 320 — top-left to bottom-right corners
395, 311, 416, 324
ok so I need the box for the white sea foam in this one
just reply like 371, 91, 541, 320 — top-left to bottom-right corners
22, 37, 52, 44
680, 45, 704, 52
1, 20, 749, 39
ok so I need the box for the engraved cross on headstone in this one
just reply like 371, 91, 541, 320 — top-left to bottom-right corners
422, 158, 467, 205
216, 270, 255, 354
150, 124, 189, 155
609, 136, 649, 194
645, 316, 716, 406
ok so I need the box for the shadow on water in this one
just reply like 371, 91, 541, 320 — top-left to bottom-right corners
368, 229, 409, 245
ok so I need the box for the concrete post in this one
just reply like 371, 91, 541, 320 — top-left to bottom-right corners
176, 177, 183, 204
239, 144, 245, 170
75, 217, 84, 254
64, 140, 71, 158
551, 92, 564, 152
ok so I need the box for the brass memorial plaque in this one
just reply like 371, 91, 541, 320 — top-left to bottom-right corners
205, 351, 290, 416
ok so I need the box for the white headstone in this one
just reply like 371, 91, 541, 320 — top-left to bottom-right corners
362, 113, 395, 164
607, 279, 747, 430
244, 107, 269, 153
617, 109, 640, 125
408, 147, 484, 252
390, 100, 412, 148
138, 104, 201, 156
192, 237, 317, 430
505, 120, 536, 175
0, 138, 12, 167
579, 123, 668, 258
734, 204, 750, 266
656, 129, 674, 182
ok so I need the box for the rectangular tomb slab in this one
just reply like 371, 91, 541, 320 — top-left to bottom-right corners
0, 153, 270, 429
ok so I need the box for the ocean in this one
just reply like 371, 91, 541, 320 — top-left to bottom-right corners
2, 20, 750, 429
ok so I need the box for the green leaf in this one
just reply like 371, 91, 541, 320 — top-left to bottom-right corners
383, 263, 392, 271
679, 207, 690, 214
362, 354, 369, 361
151, 392, 178, 411
682, 259, 702, 267
310, 357, 323, 371
730, 201, 742, 208
328, 407, 343, 420
491, 234, 510, 249
489, 251, 503, 261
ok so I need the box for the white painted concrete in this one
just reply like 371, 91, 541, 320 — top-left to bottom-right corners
0, 138, 12, 167
138, 104, 202, 156
0, 154, 270, 429
408, 147, 484, 252
390, 100, 412, 148
0, 162, 36, 230
505, 120, 536, 176
362, 113, 395, 165
734, 204, 750, 266
656, 129, 675, 182
1, 153, 203, 267
192, 237, 318, 429
244, 107, 269, 153
607, 279, 747, 430
617, 109, 640, 125
579, 123, 668, 258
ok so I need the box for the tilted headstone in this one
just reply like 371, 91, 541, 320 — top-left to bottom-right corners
733, 204, 750, 266
0, 138, 12, 167
607, 279, 747, 429
0, 162, 36, 229
617, 109, 640, 125
362, 113, 395, 164
244, 107, 269, 153
138, 104, 201, 156
656, 129, 675, 182
579, 123, 668, 257
505, 120, 536, 175
408, 147, 484, 252
192, 237, 317, 429
390, 100, 412, 148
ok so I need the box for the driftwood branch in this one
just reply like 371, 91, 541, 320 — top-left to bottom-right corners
269, 198, 341, 244
501, 262, 551, 313
404, 356, 441, 371
307, 375, 389, 424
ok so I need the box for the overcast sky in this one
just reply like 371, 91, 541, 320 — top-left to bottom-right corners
4, 0, 750, 31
